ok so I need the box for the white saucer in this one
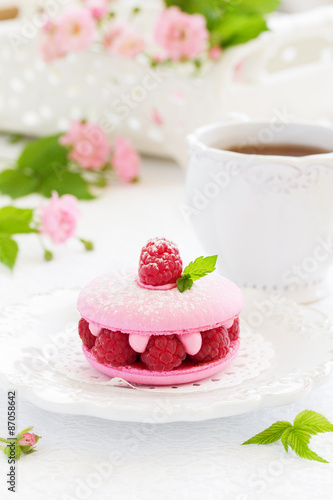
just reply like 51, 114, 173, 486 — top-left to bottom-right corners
0, 288, 332, 423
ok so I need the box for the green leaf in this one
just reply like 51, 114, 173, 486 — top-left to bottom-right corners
164, 0, 277, 47
232, 0, 280, 15
242, 421, 292, 446
281, 427, 292, 452
0, 234, 18, 269
44, 249, 53, 261
17, 134, 67, 173
177, 275, 193, 293
38, 170, 95, 200
34, 435, 41, 444
287, 427, 311, 452
18, 427, 34, 436
214, 12, 268, 48
20, 445, 32, 454
4, 443, 21, 460
0, 169, 39, 199
294, 446, 329, 464
287, 427, 328, 463
294, 410, 333, 435
8, 133, 27, 144
0, 207, 35, 235
183, 255, 217, 280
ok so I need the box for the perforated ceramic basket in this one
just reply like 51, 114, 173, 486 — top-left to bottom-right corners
1, 4, 333, 165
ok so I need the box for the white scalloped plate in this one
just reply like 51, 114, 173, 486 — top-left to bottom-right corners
0, 289, 333, 422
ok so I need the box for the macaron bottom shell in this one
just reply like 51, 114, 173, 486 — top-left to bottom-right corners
82, 339, 240, 386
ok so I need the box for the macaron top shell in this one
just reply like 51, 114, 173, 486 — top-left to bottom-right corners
77, 270, 243, 336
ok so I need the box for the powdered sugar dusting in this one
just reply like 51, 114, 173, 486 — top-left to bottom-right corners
77, 270, 243, 335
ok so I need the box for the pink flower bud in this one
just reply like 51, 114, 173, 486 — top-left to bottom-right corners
18, 433, 35, 447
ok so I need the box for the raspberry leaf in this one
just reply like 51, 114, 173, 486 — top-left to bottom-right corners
242, 421, 292, 445
294, 410, 333, 434
242, 410, 333, 463
287, 428, 328, 463
177, 255, 217, 292
281, 427, 292, 452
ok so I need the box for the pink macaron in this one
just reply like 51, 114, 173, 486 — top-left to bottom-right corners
77, 238, 243, 385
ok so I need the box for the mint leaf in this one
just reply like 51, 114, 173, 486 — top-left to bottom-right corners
0, 169, 39, 199
0, 234, 18, 269
183, 255, 217, 280
17, 134, 67, 173
177, 255, 217, 292
176, 275, 193, 293
38, 170, 94, 200
0, 207, 36, 235
242, 421, 292, 445
294, 410, 333, 434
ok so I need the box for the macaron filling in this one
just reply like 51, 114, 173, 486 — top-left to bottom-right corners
79, 317, 240, 372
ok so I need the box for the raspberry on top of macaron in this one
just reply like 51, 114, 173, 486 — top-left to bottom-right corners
77, 237, 243, 385
138, 237, 183, 286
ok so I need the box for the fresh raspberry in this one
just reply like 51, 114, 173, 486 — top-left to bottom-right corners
78, 318, 96, 349
141, 335, 187, 371
191, 326, 230, 363
228, 318, 240, 342
91, 329, 137, 366
138, 237, 183, 286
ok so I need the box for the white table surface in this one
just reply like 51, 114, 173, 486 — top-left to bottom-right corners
0, 149, 333, 500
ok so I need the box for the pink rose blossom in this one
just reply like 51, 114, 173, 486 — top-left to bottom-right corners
40, 192, 81, 245
112, 136, 140, 183
209, 45, 222, 61
85, 0, 109, 20
154, 7, 208, 61
56, 8, 96, 53
60, 121, 111, 170
18, 433, 35, 447
103, 22, 145, 58
40, 20, 67, 62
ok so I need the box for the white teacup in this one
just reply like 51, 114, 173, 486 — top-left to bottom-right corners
186, 119, 333, 303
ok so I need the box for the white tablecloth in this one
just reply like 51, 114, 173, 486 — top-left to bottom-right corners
0, 153, 333, 500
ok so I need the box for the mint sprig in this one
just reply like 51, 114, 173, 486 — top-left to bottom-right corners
242, 410, 333, 463
177, 255, 217, 292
